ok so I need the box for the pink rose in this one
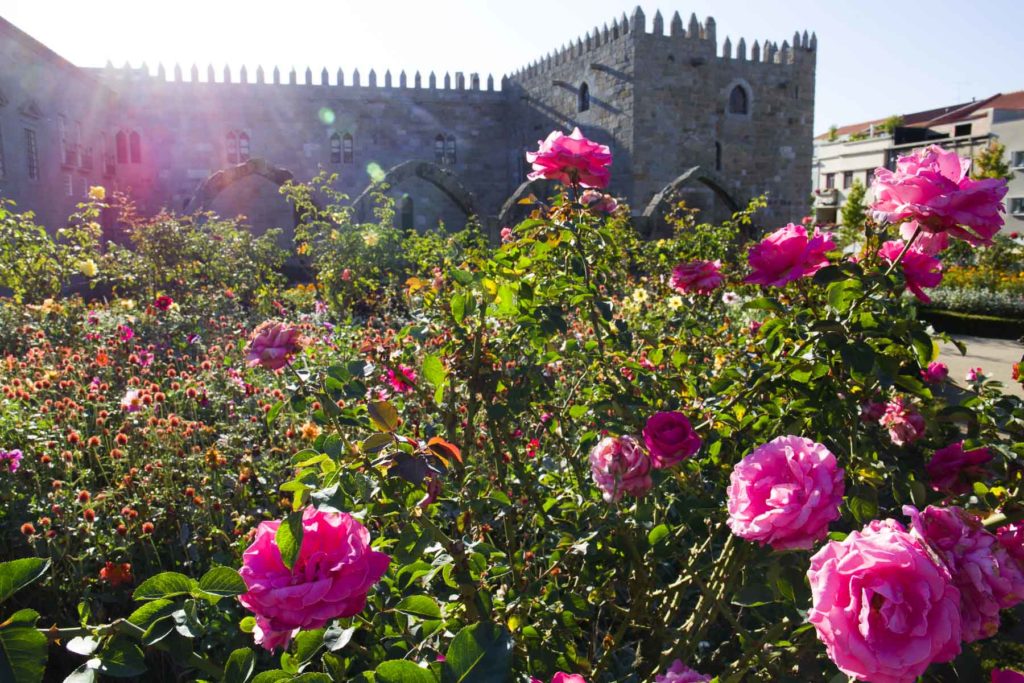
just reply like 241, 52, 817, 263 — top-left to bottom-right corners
807, 520, 961, 683
872, 145, 1008, 246
877, 240, 943, 302
879, 396, 925, 446
671, 260, 724, 295
655, 660, 712, 682
900, 221, 949, 255
996, 523, 1024, 565
531, 674, 587, 683
920, 361, 949, 384
726, 436, 844, 550
0, 449, 22, 473
926, 441, 992, 494
967, 367, 984, 382
246, 321, 304, 371
588, 436, 652, 503
745, 224, 835, 287
526, 127, 612, 189
860, 400, 886, 423
238, 506, 390, 651
993, 671, 1024, 683
580, 189, 619, 213
386, 364, 417, 394
500, 227, 514, 243
905, 505, 1024, 642
642, 411, 702, 469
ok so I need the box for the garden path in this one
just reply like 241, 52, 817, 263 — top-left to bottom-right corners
939, 335, 1024, 398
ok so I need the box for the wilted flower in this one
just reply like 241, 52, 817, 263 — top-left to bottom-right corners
588, 436, 652, 503
245, 321, 304, 371
579, 189, 618, 213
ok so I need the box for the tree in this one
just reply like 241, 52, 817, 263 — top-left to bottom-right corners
973, 140, 1013, 180
841, 180, 868, 231
878, 115, 904, 135
827, 125, 839, 142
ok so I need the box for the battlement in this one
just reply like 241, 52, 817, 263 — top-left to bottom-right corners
94, 61, 507, 94
508, 5, 816, 79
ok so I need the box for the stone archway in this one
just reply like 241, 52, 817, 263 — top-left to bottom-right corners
641, 166, 741, 237
185, 158, 297, 220
497, 178, 548, 228
350, 161, 478, 222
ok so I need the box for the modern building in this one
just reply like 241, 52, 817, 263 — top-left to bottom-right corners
812, 92, 1024, 232
0, 9, 817, 241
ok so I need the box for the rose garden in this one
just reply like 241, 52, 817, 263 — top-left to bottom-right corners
0, 129, 1023, 683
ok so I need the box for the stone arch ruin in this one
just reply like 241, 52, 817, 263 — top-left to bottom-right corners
185, 157, 300, 225
641, 166, 741, 236
350, 160, 478, 223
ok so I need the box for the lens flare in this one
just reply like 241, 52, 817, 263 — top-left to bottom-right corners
365, 162, 386, 183
318, 107, 335, 125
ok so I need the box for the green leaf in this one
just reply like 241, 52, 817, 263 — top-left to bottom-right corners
395, 595, 442, 620
441, 622, 513, 683
132, 572, 196, 601
323, 625, 356, 652
197, 566, 247, 597
94, 636, 147, 678
290, 674, 333, 683
423, 354, 445, 387
731, 583, 775, 608
451, 294, 467, 325
266, 400, 284, 427
292, 628, 325, 664
375, 660, 438, 683
363, 433, 393, 453
276, 511, 305, 571
223, 648, 256, 683
239, 616, 257, 634
127, 599, 177, 629
0, 609, 46, 683
368, 401, 400, 433
251, 672, 293, 683
848, 494, 878, 525
826, 279, 864, 313
647, 524, 670, 547
0, 558, 50, 605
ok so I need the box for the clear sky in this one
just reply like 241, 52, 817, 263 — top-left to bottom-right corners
4, 0, 1023, 135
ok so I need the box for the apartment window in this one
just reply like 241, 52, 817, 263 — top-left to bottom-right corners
1011, 197, 1024, 216
1012, 151, 1024, 169
25, 128, 39, 180
329, 133, 341, 164
342, 133, 353, 163
843, 171, 853, 189
865, 169, 873, 186
825, 173, 835, 190
728, 85, 749, 115
578, 82, 590, 112
954, 123, 972, 137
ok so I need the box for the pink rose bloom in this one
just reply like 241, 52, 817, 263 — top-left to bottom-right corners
580, 189, 619, 213
900, 221, 949, 255
526, 127, 612, 189
879, 396, 925, 446
905, 505, 1024, 642
745, 224, 835, 287
642, 411, 702, 469
926, 441, 992, 494
341, 268, 352, 281
238, 506, 390, 651
872, 145, 1008, 246
877, 240, 943, 302
246, 321, 304, 371
671, 260, 724, 295
920, 361, 949, 384
118, 324, 134, 343
807, 520, 961, 683
386, 364, 417, 394
860, 400, 886, 423
996, 523, 1024, 565
588, 435, 652, 503
531, 674, 587, 683
0, 448, 23, 473
993, 671, 1024, 683
655, 660, 712, 682
726, 436, 844, 550
966, 367, 984, 382
500, 226, 514, 243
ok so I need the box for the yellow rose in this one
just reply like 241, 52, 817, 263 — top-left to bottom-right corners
78, 259, 98, 277
88, 186, 106, 201
363, 231, 380, 247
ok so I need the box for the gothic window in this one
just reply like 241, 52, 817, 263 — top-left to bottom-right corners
715, 141, 722, 172
342, 133, 353, 163
445, 135, 456, 166
329, 133, 341, 164
129, 130, 141, 163
400, 194, 414, 231
25, 128, 38, 180
226, 131, 238, 164
116, 130, 128, 163
435, 134, 445, 165
728, 85, 749, 115
578, 82, 590, 112
238, 132, 250, 162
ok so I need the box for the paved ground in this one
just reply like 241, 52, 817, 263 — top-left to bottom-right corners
939, 334, 1024, 398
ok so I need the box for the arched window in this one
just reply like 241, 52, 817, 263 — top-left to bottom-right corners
115, 130, 128, 163
728, 85, 749, 115
445, 135, 456, 166
578, 82, 590, 112
434, 134, 446, 164
129, 130, 141, 163
342, 133, 353, 163
399, 194, 414, 231
238, 132, 250, 162
329, 133, 341, 164
226, 131, 238, 164
715, 141, 722, 171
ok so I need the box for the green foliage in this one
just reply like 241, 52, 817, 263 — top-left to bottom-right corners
878, 115, 904, 134
826, 125, 839, 142
973, 140, 1014, 181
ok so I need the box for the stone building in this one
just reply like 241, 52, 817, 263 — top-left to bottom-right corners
813, 92, 1024, 233
0, 9, 817, 240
